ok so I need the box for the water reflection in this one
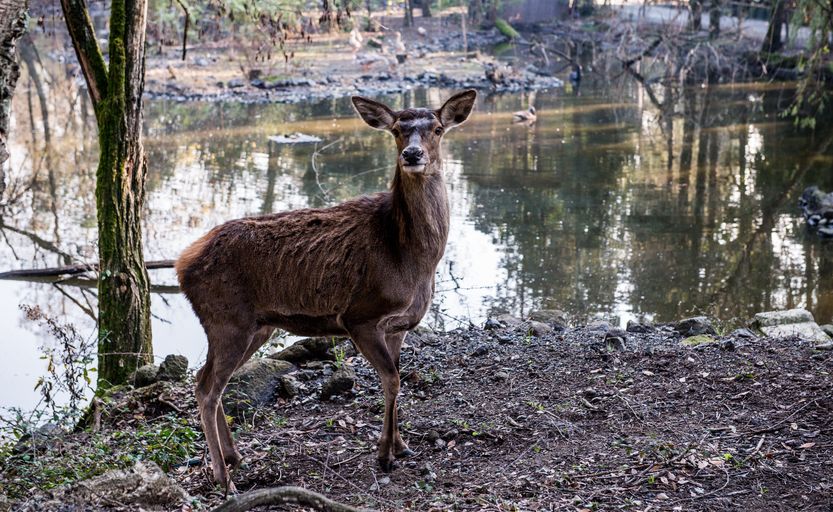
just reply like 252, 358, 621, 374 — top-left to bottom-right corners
3, 47, 833, 412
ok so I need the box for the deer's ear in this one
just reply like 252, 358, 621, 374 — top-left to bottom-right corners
352, 96, 396, 130
437, 89, 477, 130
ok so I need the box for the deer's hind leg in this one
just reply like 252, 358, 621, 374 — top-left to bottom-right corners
215, 326, 274, 470
195, 321, 257, 491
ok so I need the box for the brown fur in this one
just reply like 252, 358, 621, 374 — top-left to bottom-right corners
176, 90, 477, 490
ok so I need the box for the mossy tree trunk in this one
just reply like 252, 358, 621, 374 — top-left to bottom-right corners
0, 0, 28, 199
60, 0, 152, 388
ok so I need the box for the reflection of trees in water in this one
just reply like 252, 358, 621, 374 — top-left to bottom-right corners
460, 98, 637, 319
624, 83, 833, 322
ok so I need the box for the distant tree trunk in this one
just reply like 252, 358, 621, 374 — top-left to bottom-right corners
690, 0, 702, 30
709, 0, 721, 39
762, 0, 785, 52
0, 0, 28, 200
61, 0, 153, 388
486, 0, 498, 24
422, 0, 432, 17
320, 0, 336, 32
468, 0, 483, 24
404, 0, 414, 27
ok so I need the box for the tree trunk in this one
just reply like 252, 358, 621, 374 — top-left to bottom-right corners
469, 0, 483, 25
0, 0, 28, 199
404, 0, 414, 27
762, 0, 785, 53
709, 0, 721, 39
61, 0, 153, 388
422, 0, 432, 17
690, 0, 702, 30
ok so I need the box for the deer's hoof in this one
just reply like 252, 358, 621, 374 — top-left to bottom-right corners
378, 457, 395, 473
394, 447, 415, 459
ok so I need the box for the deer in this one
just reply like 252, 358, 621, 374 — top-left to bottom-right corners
175, 90, 477, 491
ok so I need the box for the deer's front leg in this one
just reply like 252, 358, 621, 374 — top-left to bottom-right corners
348, 323, 401, 472
385, 331, 414, 459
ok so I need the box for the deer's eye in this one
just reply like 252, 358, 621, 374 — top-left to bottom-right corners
434, 127, 443, 135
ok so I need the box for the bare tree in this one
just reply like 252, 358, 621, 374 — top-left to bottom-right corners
60, 0, 153, 387
0, 0, 28, 199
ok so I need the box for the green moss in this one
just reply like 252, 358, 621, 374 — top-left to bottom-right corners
681, 334, 717, 346
494, 18, 520, 40
0, 415, 199, 500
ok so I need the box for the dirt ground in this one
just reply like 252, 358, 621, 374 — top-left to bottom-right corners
6, 320, 832, 511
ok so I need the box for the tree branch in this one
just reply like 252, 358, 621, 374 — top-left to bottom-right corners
0, 259, 174, 279
59, 0, 109, 107
174, 0, 190, 61
211, 486, 373, 512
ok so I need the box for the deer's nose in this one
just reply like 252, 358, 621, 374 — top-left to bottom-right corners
402, 146, 424, 165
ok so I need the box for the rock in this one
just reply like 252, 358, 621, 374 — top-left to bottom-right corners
681, 334, 717, 347
223, 358, 296, 416
675, 316, 717, 336
528, 321, 552, 337
821, 324, 833, 338
528, 309, 567, 326
247, 68, 263, 80
421, 462, 437, 481
604, 329, 627, 352
12, 423, 63, 455
471, 345, 488, 357
426, 430, 441, 443
321, 367, 356, 400
61, 461, 188, 507
753, 309, 832, 344
434, 438, 446, 449
129, 364, 159, 388
227, 78, 245, 88
195, 57, 210, 67
730, 328, 757, 339
280, 374, 302, 398
586, 320, 611, 332
495, 371, 509, 381
268, 337, 338, 364
496, 334, 514, 344
495, 313, 523, 327
815, 341, 833, 351
626, 320, 654, 333
411, 324, 434, 336
156, 355, 188, 382
483, 318, 502, 330
754, 309, 815, 327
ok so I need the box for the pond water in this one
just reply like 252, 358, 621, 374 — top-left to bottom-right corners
3, 62, 833, 414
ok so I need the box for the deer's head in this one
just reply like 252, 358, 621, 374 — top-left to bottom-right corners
352, 90, 477, 175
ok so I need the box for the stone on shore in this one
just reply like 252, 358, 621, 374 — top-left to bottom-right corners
674, 316, 716, 337
527, 320, 552, 337
321, 367, 356, 400
156, 355, 188, 382
528, 309, 568, 327
753, 309, 832, 344
223, 358, 296, 416
129, 364, 159, 388
61, 461, 188, 508
268, 337, 344, 364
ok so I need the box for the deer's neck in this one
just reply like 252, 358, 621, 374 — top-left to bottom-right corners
390, 166, 450, 267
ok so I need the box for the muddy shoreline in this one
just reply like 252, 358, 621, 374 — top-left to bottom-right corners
3, 313, 832, 511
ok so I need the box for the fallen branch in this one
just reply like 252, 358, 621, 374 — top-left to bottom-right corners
212, 486, 373, 512
0, 259, 174, 279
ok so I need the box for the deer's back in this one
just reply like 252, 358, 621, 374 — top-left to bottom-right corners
176, 192, 432, 333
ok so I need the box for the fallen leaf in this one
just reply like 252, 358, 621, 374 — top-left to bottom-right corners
799, 442, 816, 449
